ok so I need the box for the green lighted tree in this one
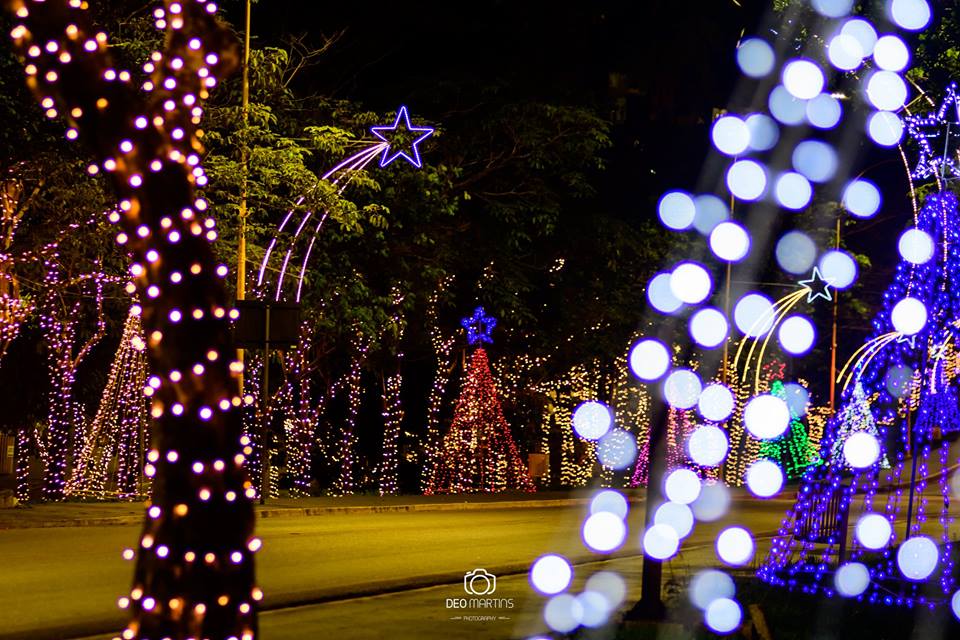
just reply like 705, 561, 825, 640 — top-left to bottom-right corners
760, 380, 820, 478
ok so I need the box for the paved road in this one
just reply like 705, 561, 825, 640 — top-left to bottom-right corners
0, 497, 788, 640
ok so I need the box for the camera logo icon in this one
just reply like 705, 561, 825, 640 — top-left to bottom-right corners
464, 568, 497, 595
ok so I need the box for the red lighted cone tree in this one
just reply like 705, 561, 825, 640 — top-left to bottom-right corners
428, 307, 533, 494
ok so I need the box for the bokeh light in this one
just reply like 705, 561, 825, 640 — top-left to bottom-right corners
658, 191, 696, 230
806, 94, 842, 129
712, 116, 750, 156
783, 59, 824, 100
691, 481, 731, 522
746, 113, 779, 151
835, 562, 870, 597
899, 228, 934, 265
843, 179, 882, 217
577, 591, 611, 628
735, 293, 775, 337
629, 338, 671, 381
688, 425, 730, 467
572, 401, 612, 441
670, 262, 712, 304
690, 569, 736, 610
769, 85, 807, 125
648, 272, 683, 314
843, 432, 881, 469
867, 111, 904, 146
856, 513, 892, 550
885, 365, 914, 398
744, 394, 790, 439
706, 598, 742, 634
841, 18, 878, 55
827, 33, 865, 71
745, 459, 785, 498
643, 524, 680, 560
582, 512, 627, 553
897, 536, 938, 581
663, 369, 703, 409
710, 222, 750, 262
737, 38, 776, 78
819, 250, 857, 289
654, 501, 694, 539
694, 195, 730, 235
888, 0, 932, 31
544, 594, 582, 633
727, 160, 768, 201
891, 297, 927, 335
866, 71, 908, 111
690, 308, 729, 348
597, 429, 637, 470
698, 384, 735, 422
664, 468, 701, 505
778, 315, 816, 355
812, 0, 853, 18
585, 572, 626, 612
776, 231, 817, 274
590, 489, 629, 518
530, 554, 572, 595
775, 172, 813, 210
782, 383, 810, 417
716, 527, 755, 566
793, 140, 838, 183
873, 35, 909, 71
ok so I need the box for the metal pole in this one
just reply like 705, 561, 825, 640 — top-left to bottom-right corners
260, 305, 270, 506
904, 408, 917, 538
236, 0, 252, 393
829, 216, 840, 412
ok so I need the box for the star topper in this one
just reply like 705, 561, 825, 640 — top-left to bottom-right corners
904, 82, 960, 181
370, 105, 435, 169
799, 267, 834, 303
461, 306, 497, 346
896, 333, 918, 349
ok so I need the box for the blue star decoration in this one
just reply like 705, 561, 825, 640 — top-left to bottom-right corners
370, 105, 435, 169
799, 267, 833, 303
461, 307, 497, 346
896, 334, 918, 349
904, 82, 960, 181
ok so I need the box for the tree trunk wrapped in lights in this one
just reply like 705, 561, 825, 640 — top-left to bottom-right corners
5, 0, 258, 637
428, 347, 534, 494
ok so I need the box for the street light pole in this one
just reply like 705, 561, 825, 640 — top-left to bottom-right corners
236, 0, 252, 391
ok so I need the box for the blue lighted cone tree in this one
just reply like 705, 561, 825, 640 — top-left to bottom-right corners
760, 110, 960, 607
5, 1, 259, 637
427, 308, 534, 494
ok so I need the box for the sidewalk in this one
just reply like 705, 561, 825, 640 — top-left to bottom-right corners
0, 490, 616, 529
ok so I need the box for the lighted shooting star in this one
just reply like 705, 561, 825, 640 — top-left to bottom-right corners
734, 268, 834, 394
257, 106, 435, 301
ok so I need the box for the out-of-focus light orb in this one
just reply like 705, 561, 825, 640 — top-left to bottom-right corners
688, 425, 729, 467
698, 384, 735, 422
806, 94, 843, 129
745, 459, 785, 498
769, 85, 807, 125
827, 33, 865, 71
597, 429, 637, 470
670, 262, 712, 304
692, 481, 731, 522
783, 383, 809, 417
658, 191, 696, 230
712, 116, 751, 156
655, 501, 695, 539
744, 394, 790, 439
899, 228, 934, 265
690, 570, 736, 610
530, 554, 573, 595
835, 562, 870, 597
727, 160, 768, 201
776, 231, 817, 274
874, 35, 910, 71
843, 432, 881, 469
706, 598, 742, 634
648, 272, 683, 314
735, 293, 775, 337
710, 222, 750, 262
897, 536, 939, 581
746, 113, 779, 151
867, 71, 908, 111
819, 250, 858, 289
737, 38, 775, 78
885, 365, 914, 398
793, 140, 838, 183
664, 468, 701, 505
585, 572, 626, 611
577, 591, 611, 628
690, 308, 729, 348
693, 195, 730, 235
663, 369, 703, 409
629, 339, 671, 381
582, 511, 627, 553
952, 590, 960, 621
889, 0, 932, 31
856, 513, 892, 549
783, 59, 825, 100
841, 18, 878, 55
813, 0, 854, 18
843, 179, 882, 217
590, 489, 629, 519
891, 297, 927, 335
779, 315, 816, 355
544, 594, 582, 633
643, 523, 680, 560
573, 401, 612, 441
775, 171, 813, 210
868, 111, 904, 146
716, 527, 755, 566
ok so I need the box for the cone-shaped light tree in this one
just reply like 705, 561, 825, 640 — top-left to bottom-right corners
428, 307, 534, 494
